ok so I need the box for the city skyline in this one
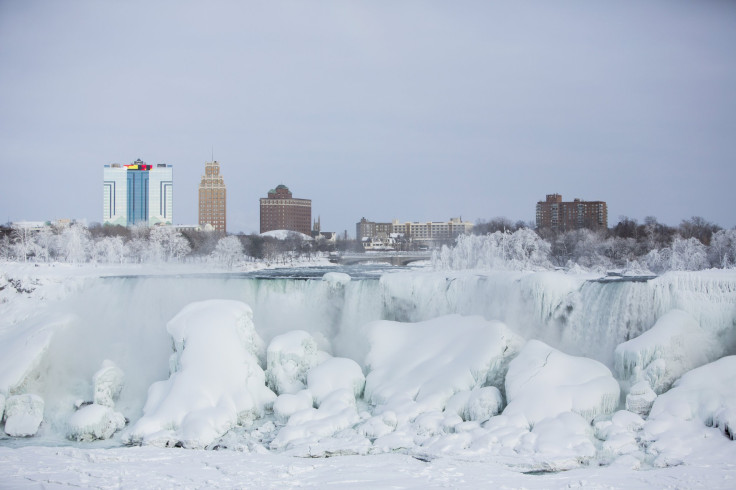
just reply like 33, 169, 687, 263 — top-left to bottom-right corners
1, 1, 735, 234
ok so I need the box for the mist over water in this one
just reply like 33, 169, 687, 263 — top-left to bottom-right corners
8, 266, 736, 446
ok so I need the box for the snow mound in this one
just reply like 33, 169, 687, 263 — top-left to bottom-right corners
265, 330, 330, 395
93, 360, 124, 408
464, 387, 503, 422
272, 390, 314, 423
260, 230, 313, 241
123, 300, 276, 448
614, 309, 718, 394
307, 357, 365, 407
67, 404, 126, 442
364, 315, 523, 418
4, 394, 44, 437
503, 340, 620, 427
322, 272, 351, 288
270, 388, 363, 452
648, 356, 736, 441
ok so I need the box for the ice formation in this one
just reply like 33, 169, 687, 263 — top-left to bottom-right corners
625, 381, 657, 416
307, 357, 365, 407
123, 300, 276, 448
322, 272, 351, 288
93, 360, 124, 408
614, 309, 718, 394
272, 390, 314, 423
4, 394, 44, 437
363, 315, 523, 418
67, 404, 126, 442
265, 330, 330, 395
503, 340, 620, 427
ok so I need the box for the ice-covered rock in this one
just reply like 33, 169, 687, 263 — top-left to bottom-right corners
270, 388, 362, 451
503, 340, 620, 427
123, 300, 276, 448
626, 381, 657, 416
363, 315, 523, 416
272, 390, 314, 423
265, 330, 330, 395
647, 356, 736, 440
307, 357, 365, 407
614, 309, 718, 394
67, 403, 126, 441
464, 387, 503, 422
93, 360, 124, 408
4, 394, 44, 437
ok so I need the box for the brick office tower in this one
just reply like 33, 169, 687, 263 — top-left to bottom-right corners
535, 193, 608, 232
198, 160, 227, 232
260, 184, 312, 235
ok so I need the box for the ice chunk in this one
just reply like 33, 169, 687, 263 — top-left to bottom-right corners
93, 360, 124, 408
4, 394, 44, 437
614, 310, 718, 394
123, 300, 276, 448
625, 381, 657, 416
503, 340, 620, 427
265, 330, 330, 395
364, 315, 523, 413
67, 403, 126, 441
272, 390, 314, 423
307, 357, 365, 407
648, 356, 736, 440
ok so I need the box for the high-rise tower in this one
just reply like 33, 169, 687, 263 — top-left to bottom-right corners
103, 159, 173, 226
198, 161, 227, 232
260, 185, 311, 235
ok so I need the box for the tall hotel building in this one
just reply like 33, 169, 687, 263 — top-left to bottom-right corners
198, 160, 227, 232
103, 159, 173, 226
535, 193, 608, 232
260, 184, 311, 235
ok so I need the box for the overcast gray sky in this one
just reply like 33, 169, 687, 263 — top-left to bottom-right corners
1, 0, 735, 234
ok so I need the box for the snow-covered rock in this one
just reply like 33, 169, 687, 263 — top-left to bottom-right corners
123, 300, 276, 448
4, 394, 44, 437
626, 381, 657, 416
93, 360, 124, 408
647, 356, 736, 440
615, 310, 718, 394
503, 340, 620, 427
265, 330, 330, 395
270, 388, 363, 451
363, 315, 523, 418
67, 404, 126, 441
272, 390, 314, 423
307, 357, 365, 407
464, 387, 503, 422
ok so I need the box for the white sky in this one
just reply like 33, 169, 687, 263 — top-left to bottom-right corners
1, 0, 735, 234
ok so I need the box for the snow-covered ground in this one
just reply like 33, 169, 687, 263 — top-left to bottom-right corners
1, 262, 735, 488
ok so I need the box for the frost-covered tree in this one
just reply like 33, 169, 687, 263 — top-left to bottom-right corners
33, 226, 56, 263
645, 236, 709, 273
11, 225, 39, 263
59, 223, 91, 263
149, 226, 190, 262
433, 229, 551, 271
707, 229, 736, 268
211, 235, 244, 269
92, 236, 126, 264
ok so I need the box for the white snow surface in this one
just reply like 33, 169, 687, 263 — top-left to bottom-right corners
307, 357, 365, 407
260, 229, 313, 241
363, 315, 523, 415
503, 340, 620, 426
615, 309, 719, 394
123, 300, 276, 448
266, 330, 331, 395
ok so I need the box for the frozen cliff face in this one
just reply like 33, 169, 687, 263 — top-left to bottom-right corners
122, 300, 276, 449
503, 340, 620, 427
614, 309, 719, 394
363, 315, 524, 421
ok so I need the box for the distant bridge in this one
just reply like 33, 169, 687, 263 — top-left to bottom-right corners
329, 252, 432, 266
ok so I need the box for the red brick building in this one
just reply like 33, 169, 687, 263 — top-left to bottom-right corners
536, 193, 608, 232
260, 184, 312, 235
